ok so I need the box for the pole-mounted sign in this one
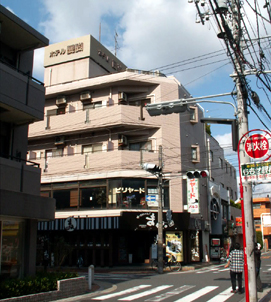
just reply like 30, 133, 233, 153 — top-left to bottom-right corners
244, 133, 269, 159
241, 130, 271, 183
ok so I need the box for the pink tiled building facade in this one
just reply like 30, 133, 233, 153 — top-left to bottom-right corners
27, 35, 238, 267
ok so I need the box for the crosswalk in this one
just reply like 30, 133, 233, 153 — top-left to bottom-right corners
91, 284, 235, 301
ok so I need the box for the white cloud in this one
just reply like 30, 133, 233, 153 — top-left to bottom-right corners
33, 48, 45, 81
33, 0, 227, 85
214, 132, 236, 159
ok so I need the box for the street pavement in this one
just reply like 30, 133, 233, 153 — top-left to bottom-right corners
51, 259, 271, 302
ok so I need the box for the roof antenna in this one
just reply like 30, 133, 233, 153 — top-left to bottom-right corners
114, 31, 119, 56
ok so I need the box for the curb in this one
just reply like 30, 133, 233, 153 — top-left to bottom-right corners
51, 281, 117, 302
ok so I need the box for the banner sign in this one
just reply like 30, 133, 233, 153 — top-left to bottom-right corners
241, 161, 271, 182
187, 178, 199, 214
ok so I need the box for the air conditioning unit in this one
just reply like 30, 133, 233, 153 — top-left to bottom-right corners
118, 135, 128, 145
56, 97, 66, 106
118, 92, 127, 102
80, 91, 91, 101
102, 143, 108, 152
55, 135, 65, 145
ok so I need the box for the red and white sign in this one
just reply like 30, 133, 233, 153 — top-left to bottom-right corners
245, 134, 269, 159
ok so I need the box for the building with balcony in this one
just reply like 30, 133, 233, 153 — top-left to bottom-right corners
253, 196, 271, 250
0, 5, 55, 278
27, 34, 237, 267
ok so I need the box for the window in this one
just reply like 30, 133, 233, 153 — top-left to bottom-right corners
230, 166, 232, 176
191, 145, 200, 162
47, 107, 66, 116
225, 163, 228, 173
45, 148, 63, 158
53, 189, 78, 210
254, 219, 261, 225
253, 203, 261, 209
80, 187, 107, 209
83, 101, 103, 110
82, 143, 103, 154
209, 150, 213, 162
219, 158, 223, 169
129, 141, 152, 152
189, 106, 198, 123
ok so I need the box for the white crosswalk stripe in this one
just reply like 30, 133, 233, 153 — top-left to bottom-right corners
173, 286, 218, 302
206, 287, 235, 302
92, 285, 151, 300
118, 285, 173, 301
196, 267, 230, 274
145, 285, 196, 301
91, 284, 237, 302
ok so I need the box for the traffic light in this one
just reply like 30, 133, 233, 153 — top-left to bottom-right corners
186, 170, 209, 179
143, 163, 162, 173
145, 100, 187, 116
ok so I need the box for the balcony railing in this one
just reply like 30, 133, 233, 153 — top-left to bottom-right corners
0, 156, 41, 195
0, 61, 45, 122
28, 105, 159, 138
38, 150, 159, 177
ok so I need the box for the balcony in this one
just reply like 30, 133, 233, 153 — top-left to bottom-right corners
28, 105, 159, 138
0, 157, 41, 195
0, 62, 45, 124
38, 150, 159, 178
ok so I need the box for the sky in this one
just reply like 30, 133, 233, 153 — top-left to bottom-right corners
2, 0, 270, 196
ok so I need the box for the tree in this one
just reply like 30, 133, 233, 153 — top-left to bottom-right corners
205, 124, 211, 135
51, 236, 74, 270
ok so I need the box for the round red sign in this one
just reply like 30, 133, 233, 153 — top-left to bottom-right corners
245, 134, 269, 159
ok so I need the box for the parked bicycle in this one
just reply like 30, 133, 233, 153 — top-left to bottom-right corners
151, 254, 182, 271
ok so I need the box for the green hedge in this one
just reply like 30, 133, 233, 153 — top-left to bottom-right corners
0, 272, 78, 299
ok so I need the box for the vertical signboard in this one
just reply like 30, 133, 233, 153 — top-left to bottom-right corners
187, 178, 199, 214
165, 231, 183, 262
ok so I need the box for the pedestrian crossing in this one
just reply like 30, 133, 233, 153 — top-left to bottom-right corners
91, 285, 235, 301
195, 266, 230, 274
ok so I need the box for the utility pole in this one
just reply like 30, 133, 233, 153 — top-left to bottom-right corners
231, 0, 257, 301
142, 146, 164, 274
157, 145, 164, 274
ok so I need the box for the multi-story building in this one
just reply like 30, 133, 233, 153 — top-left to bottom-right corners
0, 5, 55, 278
27, 35, 237, 267
253, 196, 271, 250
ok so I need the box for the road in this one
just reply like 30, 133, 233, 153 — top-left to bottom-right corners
76, 251, 271, 302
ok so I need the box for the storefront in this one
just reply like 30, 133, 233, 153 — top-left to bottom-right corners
37, 212, 190, 267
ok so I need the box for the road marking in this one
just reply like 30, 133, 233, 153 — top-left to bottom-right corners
196, 267, 219, 274
145, 285, 196, 301
213, 268, 230, 273
92, 285, 151, 300
174, 286, 218, 302
206, 287, 235, 302
118, 285, 173, 301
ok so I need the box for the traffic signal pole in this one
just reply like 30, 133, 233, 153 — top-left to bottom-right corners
232, 1, 257, 300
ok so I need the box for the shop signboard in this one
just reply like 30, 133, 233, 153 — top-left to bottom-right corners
236, 217, 242, 227
187, 178, 199, 214
146, 195, 158, 207
241, 161, 271, 183
165, 231, 183, 262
